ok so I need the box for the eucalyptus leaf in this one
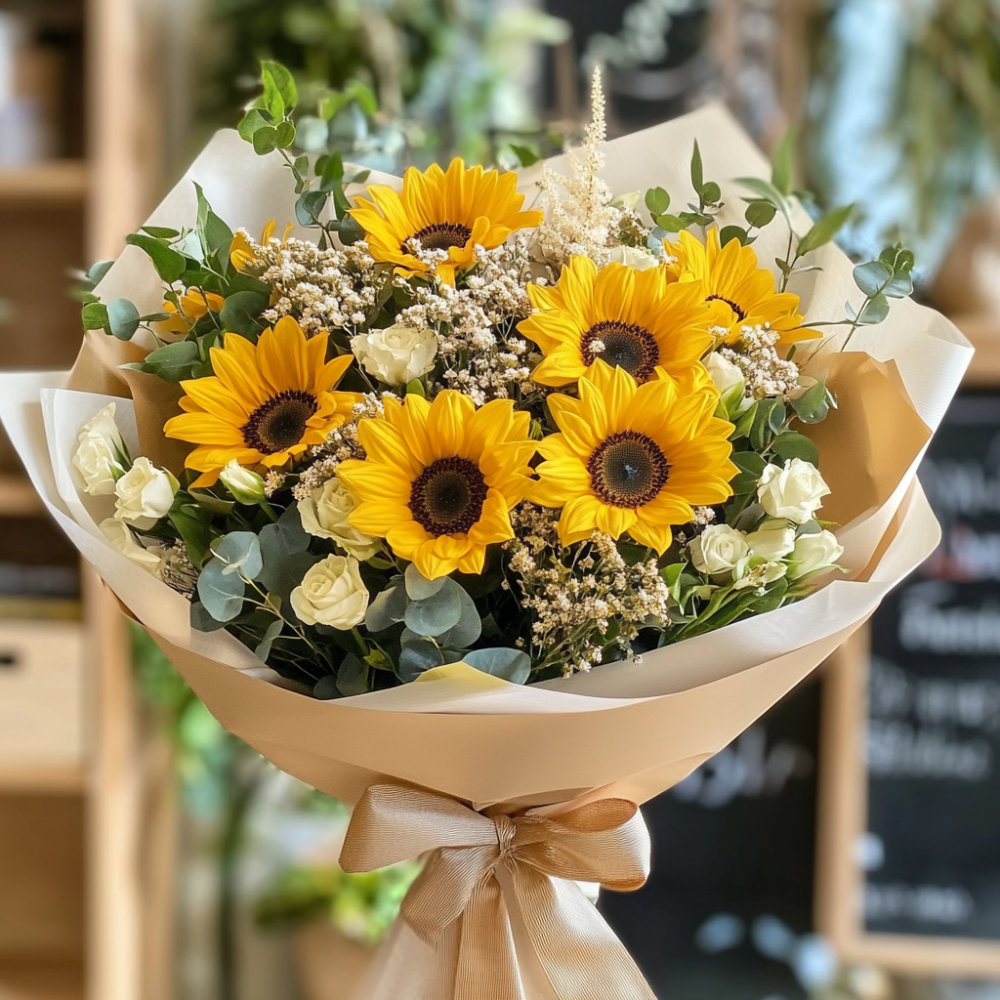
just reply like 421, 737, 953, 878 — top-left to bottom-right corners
789, 379, 830, 424
510, 144, 539, 167
365, 581, 409, 632
772, 432, 820, 466
404, 578, 462, 637
191, 601, 228, 632
254, 619, 284, 662
404, 563, 445, 601
645, 186, 670, 217
436, 584, 482, 649
398, 639, 444, 682
238, 108, 271, 143
336, 653, 369, 696
858, 293, 890, 325
125, 233, 187, 283
143, 341, 200, 381
197, 559, 246, 622
719, 225, 749, 247
107, 298, 140, 340
261, 59, 298, 113
796, 204, 854, 257
296, 190, 328, 226
463, 647, 531, 685
220, 290, 268, 337
853, 261, 891, 297
211, 531, 263, 580
82, 301, 109, 332
745, 200, 777, 229
313, 676, 340, 700
252, 126, 281, 155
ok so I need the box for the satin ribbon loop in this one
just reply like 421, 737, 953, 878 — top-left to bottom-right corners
340, 784, 657, 1000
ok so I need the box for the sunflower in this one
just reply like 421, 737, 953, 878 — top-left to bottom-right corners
164, 317, 359, 488
531, 360, 737, 553
349, 159, 544, 284
158, 288, 226, 334
336, 391, 535, 579
518, 255, 714, 387
666, 229, 819, 345
230, 220, 294, 272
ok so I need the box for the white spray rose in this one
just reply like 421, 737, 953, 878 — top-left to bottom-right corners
705, 352, 749, 407
689, 524, 750, 575
745, 519, 796, 560
99, 518, 162, 576
220, 460, 266, 504
298, 478, 380, 560
790, 530, 844, 579
291, 555, 369, 629
351, 323, 437, 385
114, 457, 176, 529
607, 245, 658, 271
757, 458, 831, 524
72, 403, 127, 495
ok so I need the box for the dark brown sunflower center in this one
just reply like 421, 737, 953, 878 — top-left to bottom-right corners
580, 321, 660, 383
409, 457, 488, 535
241, 390, 318, 454
706, 294, 747, 322
587, 431, 670, 509
406, 222, 473, 253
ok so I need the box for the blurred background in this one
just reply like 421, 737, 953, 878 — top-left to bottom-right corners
3, 1, 1000, 999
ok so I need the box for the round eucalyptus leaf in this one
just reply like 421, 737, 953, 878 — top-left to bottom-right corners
437, 583, 482, 649
196, 559, 246, 622
313, 675, 341, 700
212, 531, 263, 580
365, 582, 409, 632
336, 653, 369, 697
399, 640, 444, 683
404, 578, 462, 637
463, 647, 531, 685
404, 563, 445, 601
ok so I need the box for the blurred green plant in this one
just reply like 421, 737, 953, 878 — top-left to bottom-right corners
204, 0, 569, 166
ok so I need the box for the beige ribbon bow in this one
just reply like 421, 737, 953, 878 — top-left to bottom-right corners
340, 784, 657, 1000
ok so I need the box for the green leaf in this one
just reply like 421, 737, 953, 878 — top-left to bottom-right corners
82, 301, 109, 332
252, 126, 281, 155
258, 505, 312, 593
338, 214, 365, 246
336, 653, 369, 695
853, 260, 891, 297
296, 190, 328, 226
768, 398, 787, 434
655, 213, 688, 233
138, 228, 177, 241
220, 290, 268, 337
645, 186, 671, 217
463, 647, 531, 685
317, 150, 345, 191
313, 676, 341, 700
771, 129, 794, 195
735, 177, 791, 218
365, 581, 408, 632
405, 379, 426, 397
719, 225, 749, 248
143, 340, 201, 381
237, 108, 271, 143
510, 144, 539, 167
750, 398, 777, 451
796, 204, 854, 257
857, 292, 889, 325
690, 140, 704, 193
436, 584, 482, 649
254, 619, 284, 662
191, 601, 228, 632
211, 531, 263, 580
107, 298, 140, 340
275, 120, 296, 149
398, 639, 445, 683
404, 563, 445, 601
125, 233, 187, 283
730, 400, 758, 440
699, 181, 721, 205
188, 490, 235, 516
745, 200, 777, 229
404, 578, 462, 637
772, 431, 819, 465
197, 559, 245, 622
732, 451, 766, 477
261, 60, 298, 112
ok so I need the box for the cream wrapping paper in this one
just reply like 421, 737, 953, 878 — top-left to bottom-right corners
0, 104, 973, 998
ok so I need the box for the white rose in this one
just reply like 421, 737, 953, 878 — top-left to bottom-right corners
351, 323, 437, 386
291, 555, 369, 629
705, 352, 748, 404
790, 530, 844, 579
72, 402, 127, 495
220, 460, 266, 504
99, 517, 162, 576
114, 457, 176, 529
608, 245, 658, 271
757, 458, 831, 525
298, 477, 380, 560
689, 524, 750, 575
745, 519, 796, 560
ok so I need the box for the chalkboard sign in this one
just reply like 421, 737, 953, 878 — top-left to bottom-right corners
602, 674, 826, 1000
817, 390, 1000, 977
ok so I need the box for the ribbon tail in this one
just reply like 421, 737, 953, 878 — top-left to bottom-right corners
454, 876, 524, 1000
511, 866, 658, 1000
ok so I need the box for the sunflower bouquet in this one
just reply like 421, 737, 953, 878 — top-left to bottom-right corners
0, 70, 970, 1000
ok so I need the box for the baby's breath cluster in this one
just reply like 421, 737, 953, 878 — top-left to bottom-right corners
505, 504, 671, 675
721, 325, 801, 400
244, 235, 387, 337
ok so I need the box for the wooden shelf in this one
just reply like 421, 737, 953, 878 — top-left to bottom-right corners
0, 162, 88, 207
0, 764, 86, 795
0, 475, 44, 516
0, 957, 85, 1000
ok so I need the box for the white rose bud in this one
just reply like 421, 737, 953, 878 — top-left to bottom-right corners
220, 460, 266, 504
291, 555, 369, 629
689, 524, 750, 575
705, 352, 749, 407
351, 323, 437, 386
72, 402, 127, 495
114, 457, 176, 529
607, 245, 659, 271
298, 477, 380, 560
790, 530, 844, 579
745, 518, 796, 560
99, 517, 162, 576
757, 458, 831, 525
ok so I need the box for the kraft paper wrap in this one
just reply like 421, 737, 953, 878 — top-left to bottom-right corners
0, 105, 972, 999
